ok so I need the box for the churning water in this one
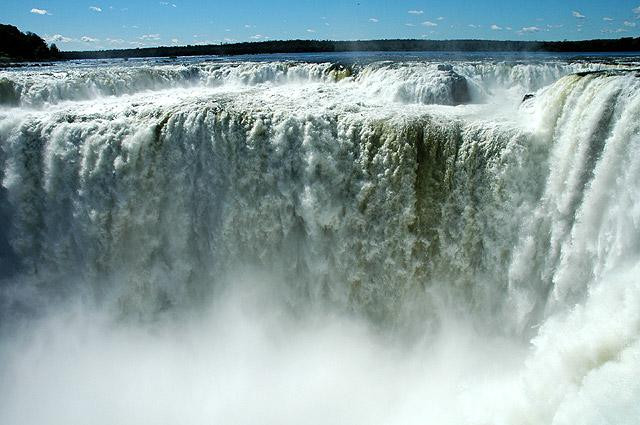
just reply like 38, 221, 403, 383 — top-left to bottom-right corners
1, 53, 639, 424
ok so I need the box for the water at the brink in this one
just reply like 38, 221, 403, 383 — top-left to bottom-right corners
1, 52, 639, 424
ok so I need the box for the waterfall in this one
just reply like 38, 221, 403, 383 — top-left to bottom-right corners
1, 58, 639, 425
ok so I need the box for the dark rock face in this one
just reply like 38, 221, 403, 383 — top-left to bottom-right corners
434, 64, 470, 105
447, 71, 470, 105
522, 93, 535, 102
0, 78, 20, 106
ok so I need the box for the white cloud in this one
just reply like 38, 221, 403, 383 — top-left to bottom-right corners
603, 17, 614, 21
572, 10, 585, 19
505, 26, 512, 30
491, 24, 502, 30
422, 21, 437, 27
140, 34, 161, 40
30, 8, 48, 15
106, 38, 125, 44
46, 34, 73, 43
405, 23, 416, 27
160, 2, 177, 7
244, 24, 254, 29
437, 17, 444, 21
223, 37, 237, 43
521, 26, 541, 33
306, 28, 316, 32
250, 34, 263, 39
171, 38, 179, 43
634, 6, 640, 14
89, 6, 102, 12
468, 24, 477, 28
81, 36, 98, 42
369, 18, 379, 23
408, 10, 424, 15
624, 20, 637, 27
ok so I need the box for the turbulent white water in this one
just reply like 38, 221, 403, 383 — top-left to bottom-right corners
1, 56, 639, 424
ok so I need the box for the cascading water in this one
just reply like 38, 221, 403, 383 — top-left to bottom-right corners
0, 55, 639, 425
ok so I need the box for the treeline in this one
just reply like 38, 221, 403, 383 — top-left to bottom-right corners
62, 38, 640, 60
0, 24, 60, 61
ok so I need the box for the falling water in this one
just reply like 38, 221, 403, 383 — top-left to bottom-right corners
1, 56, 639, 424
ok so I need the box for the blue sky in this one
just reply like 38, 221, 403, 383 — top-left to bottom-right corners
2, 0, 640, 50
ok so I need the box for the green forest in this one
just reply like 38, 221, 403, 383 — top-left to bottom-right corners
62, 38, 640, 60
1, 23, 639, 62
0, 24, 60, 62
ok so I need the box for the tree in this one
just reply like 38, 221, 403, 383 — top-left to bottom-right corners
49, 43, 60, 58
0, 24, 60, 61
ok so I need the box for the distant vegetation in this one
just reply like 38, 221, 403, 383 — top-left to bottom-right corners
63, 38, 640, 60
0, 24, 60, 62
1, 22, 639, 62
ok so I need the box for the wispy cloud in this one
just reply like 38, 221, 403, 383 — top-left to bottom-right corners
30, 8, 49, 15
422, 21, 437, 27
408, 10, 423, 15
603, 17, 614, 21
369, 17, 379, 23
306, 28, 316, 32
81, 36, 98, 42
468, 24, 478, 28
437, 17, 444, 21
624, 20, 637, 27
106, 38, 125, 44
140, 34, 161, 40
634, 6, 640, 14
572, 10, 586, 19
250, 34, 264, 39
520, 26, 541, 33
491, 24, 502, 30
89, 6, 102, 12
160, 2, 177, 7
171, 38, 179, 43
46, 34, 73, 43
405, 23, 416, 27
602, 28, 628, 33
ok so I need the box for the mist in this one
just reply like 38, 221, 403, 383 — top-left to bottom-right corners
0, 272, 530, 425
